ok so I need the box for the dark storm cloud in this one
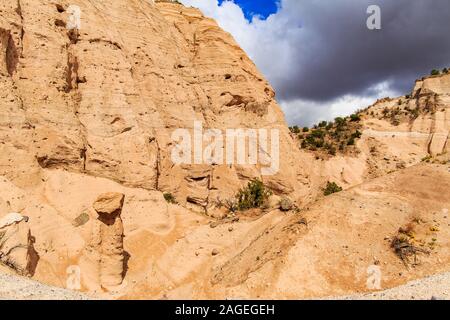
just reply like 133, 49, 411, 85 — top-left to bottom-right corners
271, 0, 450, 102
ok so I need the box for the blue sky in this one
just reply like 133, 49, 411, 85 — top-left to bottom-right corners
218, 0, 279, 20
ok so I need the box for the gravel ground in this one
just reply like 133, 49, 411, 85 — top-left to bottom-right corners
0, 273, 91, 300
327, 272, 450, 300
1, 271, 449, 300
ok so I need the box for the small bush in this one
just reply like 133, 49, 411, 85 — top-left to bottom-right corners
327, 145, 336, 156
290, 126, 300, 134
443, 68, 448, 74
224, 198, 239, 213
431, 69, 440, 76
302, 127, 309, 132
351, 130, 362, 139
236, 179, 272, 211
163, 192, 177, 204
347, 137, 355, 146
324, 181, 343, 196
334, 117, 345, 126
350, 114, 361, 122
391, 234, 429, 266
310, 129, 325, 139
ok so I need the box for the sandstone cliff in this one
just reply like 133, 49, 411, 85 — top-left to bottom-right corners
0, 0, 309, 214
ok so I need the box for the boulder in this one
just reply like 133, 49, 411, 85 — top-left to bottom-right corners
279, 197, 294, 212
93, 192, 125, 216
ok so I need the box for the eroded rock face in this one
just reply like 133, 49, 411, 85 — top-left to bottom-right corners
0, 0, 310, 212
0, 213, 39, 276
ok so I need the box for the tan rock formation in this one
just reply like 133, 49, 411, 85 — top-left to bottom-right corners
0, 213, 39, 276
81, 192, 125, 291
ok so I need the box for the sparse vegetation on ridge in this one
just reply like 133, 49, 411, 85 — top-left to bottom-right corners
430, 67, 449, 76
290, 113, 364, 157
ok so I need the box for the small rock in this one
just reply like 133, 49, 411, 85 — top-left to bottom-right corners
228, 226, 234, 232
210, 221, 220, 228
279, 197, 294, 212
211, 249, 219, 256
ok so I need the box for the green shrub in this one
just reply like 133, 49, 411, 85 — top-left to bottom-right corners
443, 68, 449, 74
310, 129, 325, 139
236, 179, 272, 211
347, 137, 355, 146
319, 121, 327, 128
302, 127, 309, 132
163, 192, 177, 204
314, 139, 324, 148
334, 117, 345, 125
351, 130, 362, 139
291, 125, 300, 134
431, 69, 440, 76
324, 182, 343, 196
325, 143, 336, 156
350, 114, 361, 122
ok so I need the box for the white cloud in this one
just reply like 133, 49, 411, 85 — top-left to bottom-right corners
180, 0, 296, 83
280, 81, 399, 126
